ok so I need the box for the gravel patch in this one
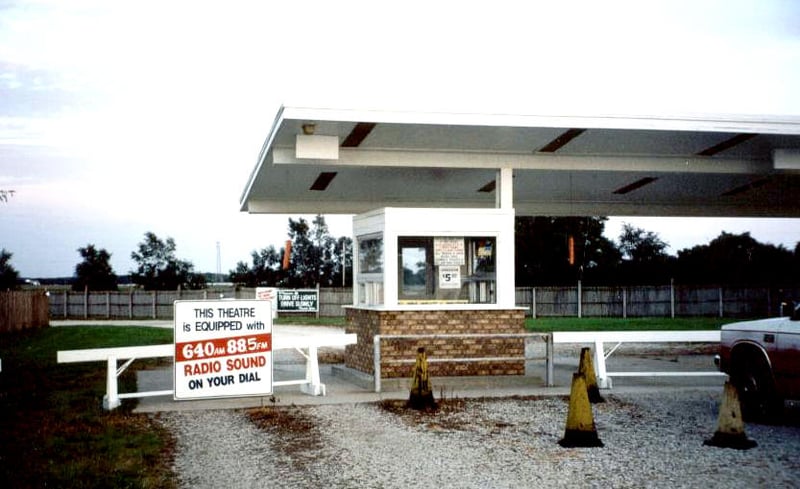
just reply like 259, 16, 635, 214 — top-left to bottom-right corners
156, 390, 800, 488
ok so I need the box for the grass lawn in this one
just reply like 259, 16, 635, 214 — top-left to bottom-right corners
0, 326, 175, 488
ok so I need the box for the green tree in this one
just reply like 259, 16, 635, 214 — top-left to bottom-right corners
232, 216, 353, 287
0, 249, 20, 290
676, 232, 794, 286
73, 244, 118, 291
617, 223, 673, 284
515, 216, 620, 285
229, 245, 285, 287
130, 232, 205, 290
282, 215, 351, 287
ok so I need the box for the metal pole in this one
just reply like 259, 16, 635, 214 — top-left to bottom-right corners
373, 335, 382, 393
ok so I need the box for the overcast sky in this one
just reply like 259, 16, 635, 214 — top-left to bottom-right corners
2, 0, 799, 278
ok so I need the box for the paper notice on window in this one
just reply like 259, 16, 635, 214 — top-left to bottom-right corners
438, 266, 461, 289
434, 237, 465, 266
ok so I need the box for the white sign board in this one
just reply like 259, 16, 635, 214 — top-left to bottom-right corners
256, 287, 279, 319
174, 300, 272, 400
434, 237, 465, 266
438, 265, 461, 289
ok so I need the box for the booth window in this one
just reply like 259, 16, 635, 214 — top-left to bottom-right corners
358, 236, 383, 273
357, 235, 384, 305
398, 236, 496, 304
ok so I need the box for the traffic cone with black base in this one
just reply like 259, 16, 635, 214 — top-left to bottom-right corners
704, 381, 757, 450
408, 347, 436, 410
559, 373, 604, 448
578, 347, 605, 403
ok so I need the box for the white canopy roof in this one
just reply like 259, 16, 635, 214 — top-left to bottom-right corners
240, 106, 800, 217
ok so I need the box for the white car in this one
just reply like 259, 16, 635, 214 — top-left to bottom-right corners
716, 304, 800, 421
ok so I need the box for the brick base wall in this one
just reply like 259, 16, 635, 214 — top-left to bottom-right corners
345, 308, 526, 378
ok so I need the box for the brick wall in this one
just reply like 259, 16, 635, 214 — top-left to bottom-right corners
345, 308, 526, 378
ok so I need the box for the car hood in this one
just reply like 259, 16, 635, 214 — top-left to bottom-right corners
721, 317, 787, 333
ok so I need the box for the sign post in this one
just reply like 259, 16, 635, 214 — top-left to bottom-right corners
174, 300, 272, 400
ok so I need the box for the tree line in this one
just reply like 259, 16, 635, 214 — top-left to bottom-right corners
515, 216, 800, 286
1, 215, 798, 291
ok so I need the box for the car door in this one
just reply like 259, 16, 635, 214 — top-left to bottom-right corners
776, 316, 800, 399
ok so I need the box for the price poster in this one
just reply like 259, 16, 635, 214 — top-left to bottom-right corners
174, 300, 272, 400
438, 266, 461, 289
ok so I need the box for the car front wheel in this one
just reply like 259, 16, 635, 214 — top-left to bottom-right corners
731, 352, 782, 422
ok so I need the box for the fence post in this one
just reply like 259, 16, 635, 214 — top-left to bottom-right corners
152, 291, 157, 319
63, 290, 68, 318
577, 280, 582, 318
718, 287, 724, 318
670, 279, 675, 319
84, 286, 89, 319
106, 292, 111, 319
531, 287, 537, 319
129, 290, 133, 319
622, 287, 627, 319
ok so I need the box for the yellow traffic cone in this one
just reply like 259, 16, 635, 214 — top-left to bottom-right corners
558, 373, 604, 448
408, 347, 436, 410
704, 381, 757, 450
578, 347, 605, 403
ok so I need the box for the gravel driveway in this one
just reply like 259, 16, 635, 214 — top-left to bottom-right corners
156, 389, 800, 488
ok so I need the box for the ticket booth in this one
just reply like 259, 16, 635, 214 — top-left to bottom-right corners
344, 207, 526, 379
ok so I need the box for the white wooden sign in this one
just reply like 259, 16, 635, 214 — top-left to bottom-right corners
174, 300, 272, 400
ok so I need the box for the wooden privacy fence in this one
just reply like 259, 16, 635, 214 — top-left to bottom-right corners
515, 283, 800, 319
46, 284, 799, 320
1, 291, 49, 333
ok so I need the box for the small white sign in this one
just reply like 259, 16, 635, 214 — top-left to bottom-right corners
256, 287, 279, 319
438, 266, 461, 289
434, 237, 465, 266
174, 300, 272, 400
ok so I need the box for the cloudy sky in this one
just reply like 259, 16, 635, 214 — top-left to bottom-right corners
2, 0, 799, 278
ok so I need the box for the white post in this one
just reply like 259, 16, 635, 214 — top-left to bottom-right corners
373, 335, 382, 393
531, 287, 537, 319
577, 280, 582, 318
496, 168, 513, 209
300, 346, 325, 396
546, 333, 554, 387
103, 356, 121, 410
593, 340, 610, 389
